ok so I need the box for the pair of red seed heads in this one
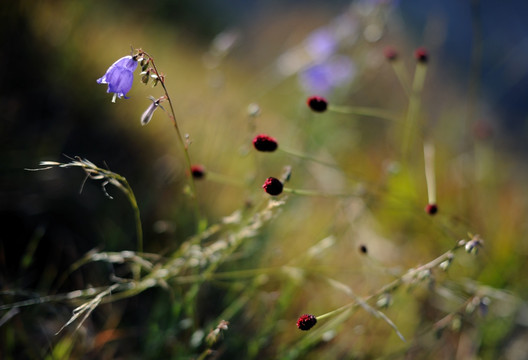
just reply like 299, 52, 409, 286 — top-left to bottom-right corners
191, 129, 437, 214
384, 46, 429, 63
189, 133, 279, 177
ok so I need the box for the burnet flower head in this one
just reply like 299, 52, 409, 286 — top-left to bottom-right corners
97, 55, 138, 102
297, 314, 317, 331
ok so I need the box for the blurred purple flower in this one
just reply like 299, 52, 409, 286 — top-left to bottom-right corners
299, 56, 356, 95
304, 28, 338, 62
97, 55, 138, 102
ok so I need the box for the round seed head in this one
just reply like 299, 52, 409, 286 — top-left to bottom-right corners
190, 164, 206, 179
253, 134, 278, 152
297, 314, 317, 331
262, 177, 283, 196
425, 203, 438, 215
307, 96, 328, 113
414, 47, 429, 63
384, 46, 398, 61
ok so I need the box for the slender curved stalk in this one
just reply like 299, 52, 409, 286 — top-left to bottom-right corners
278, 147, 342, 171
117, 176, 143, 253
390, 60, 411, 97
140, 51, 203, 232
329, 105, 400, 121
283, 187, 359, 198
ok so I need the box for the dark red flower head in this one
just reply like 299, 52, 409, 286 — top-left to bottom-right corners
384, 46, 398, 61
472, 120, 494, 141
425, 203, 438, 215
307, 96, 328, 113
414, 47, 429, 63
253, 134, 278, 152
359, 244, 368, 254
297, 314, 317, 331
262, 177, 283, 196
190, 164, 206, 179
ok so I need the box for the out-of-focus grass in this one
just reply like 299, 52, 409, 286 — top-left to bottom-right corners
2, 0, 528, 359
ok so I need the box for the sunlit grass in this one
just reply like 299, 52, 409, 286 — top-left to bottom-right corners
3, 1, 528, 359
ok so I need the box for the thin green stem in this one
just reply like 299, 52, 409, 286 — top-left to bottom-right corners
205, 171, 246, 187
423, 141, 436, 204
329, 105, 400, 121
172, 267, 282, 284
123, 181, 143, 253
402, 62, 428, 157
283, 187, 358, 198
109, 173, 143, 252
278, 147, 341, 171
391, 60, 411, 97
317, 302, 357, 320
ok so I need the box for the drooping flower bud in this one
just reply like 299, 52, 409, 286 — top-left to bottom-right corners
253, 134, 278, 152
141, 59, 149, 72
141, 70, 150, 85
140, 97, 163, 126
297, 314, 317, 331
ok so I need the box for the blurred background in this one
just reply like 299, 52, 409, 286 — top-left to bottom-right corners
2, 0, 528, 358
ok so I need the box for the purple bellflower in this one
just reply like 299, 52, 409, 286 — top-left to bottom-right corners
97, 55, 138, 102
299, 56, 356, 95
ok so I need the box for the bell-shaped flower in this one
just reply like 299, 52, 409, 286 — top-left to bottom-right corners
97, 55, 138, 102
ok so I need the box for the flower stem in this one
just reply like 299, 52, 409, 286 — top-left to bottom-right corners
123, 180, 143, 253
141, 51, 203, 232
283, 187, 358, 198
204, 171, 246, 187
390, 60, 411, 97
402, 62, 428, 157
316, 302, 357, 320
329, 105, 400, 121
423, 141, 436, 204
278, 148, 341, 170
